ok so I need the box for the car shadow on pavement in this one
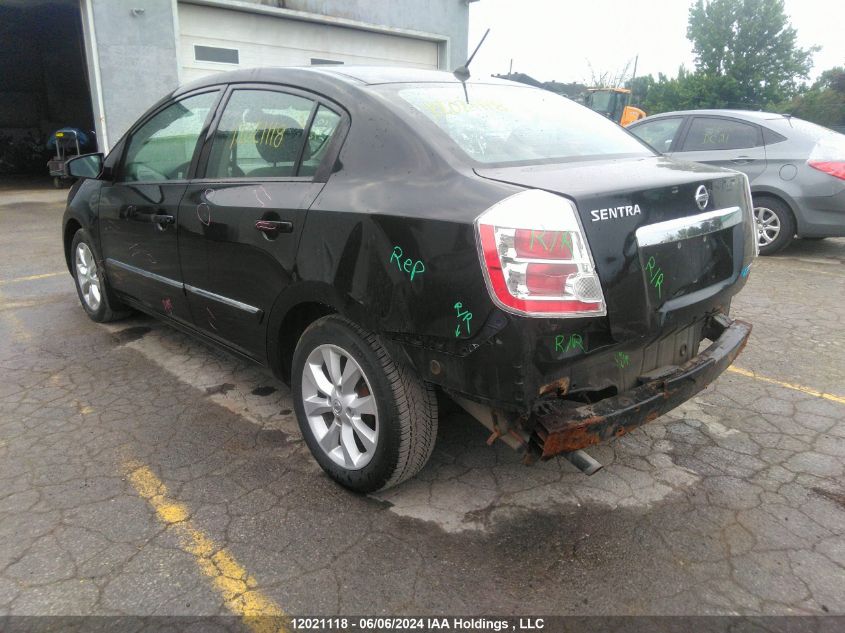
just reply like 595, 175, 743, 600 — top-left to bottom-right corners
769, 236, 845, 261
107, 314, 721, 536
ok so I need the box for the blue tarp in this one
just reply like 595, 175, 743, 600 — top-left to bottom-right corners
46, 127, 95, 152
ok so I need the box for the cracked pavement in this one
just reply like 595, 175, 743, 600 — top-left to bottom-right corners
1, 184, 844, 617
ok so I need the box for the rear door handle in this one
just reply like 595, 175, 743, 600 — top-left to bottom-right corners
255, 220, 293, 235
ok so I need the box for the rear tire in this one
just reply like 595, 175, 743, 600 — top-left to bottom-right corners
70, 228, 131, 322
753, 196, 795, 255
291, 315, 438, 493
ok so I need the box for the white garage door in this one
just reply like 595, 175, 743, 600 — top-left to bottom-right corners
178, 3, 440, 83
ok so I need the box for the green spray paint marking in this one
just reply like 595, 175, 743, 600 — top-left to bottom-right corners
615, 352, 630, 369
454, 301, 473, 338
529, 230, 574, 255
554, 333, 584, 353
645, 256, 664, 299
389, 245, 426, 281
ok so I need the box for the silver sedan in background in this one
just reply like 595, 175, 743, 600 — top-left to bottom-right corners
629, 110, 845, 254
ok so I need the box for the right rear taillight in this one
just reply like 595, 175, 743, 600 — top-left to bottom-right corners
808, 133, 845, 180
475, 189, 606, 317
808, 160, 845, 180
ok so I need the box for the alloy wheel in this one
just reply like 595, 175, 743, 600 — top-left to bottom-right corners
300, 344, 379, 470
754, 206, 781, 248
75, 242, 102, 311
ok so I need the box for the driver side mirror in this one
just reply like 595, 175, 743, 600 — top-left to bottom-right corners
65, 153, 103, 179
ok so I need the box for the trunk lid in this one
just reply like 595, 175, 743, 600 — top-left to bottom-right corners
475, 156, 755, 340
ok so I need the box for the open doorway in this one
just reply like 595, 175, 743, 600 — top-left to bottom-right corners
0, 0, 95, 181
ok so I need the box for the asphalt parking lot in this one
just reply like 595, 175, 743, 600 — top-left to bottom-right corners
1, 183, 844, 619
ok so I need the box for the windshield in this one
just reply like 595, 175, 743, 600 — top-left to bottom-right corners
390, 83, 651, 165
587, 91, 614, 114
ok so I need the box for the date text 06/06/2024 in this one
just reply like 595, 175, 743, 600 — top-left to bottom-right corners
290, 617, 545, 631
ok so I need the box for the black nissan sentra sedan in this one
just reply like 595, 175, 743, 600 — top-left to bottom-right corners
62, 67, 755, 492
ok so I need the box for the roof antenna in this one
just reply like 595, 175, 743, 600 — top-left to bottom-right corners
453, 28, 490, 103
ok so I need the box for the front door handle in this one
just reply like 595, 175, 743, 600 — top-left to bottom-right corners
731, 157, 755, 164
152, 214, 175, 226
255, 220, 293, 235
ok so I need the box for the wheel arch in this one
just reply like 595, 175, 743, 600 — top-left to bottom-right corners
266, 282, 346, 383
63, 217, 83, 273
749, 187, 800, 232
62, 178, 104, 273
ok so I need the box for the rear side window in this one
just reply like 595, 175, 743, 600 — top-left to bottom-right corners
121, 91, 218, 182
391, 83, 652, 165
762, 126, 787, 145
630, 117, 684, 152
206, 89, 315, 178
299, 106, 342, 177
681, 117, 762, 151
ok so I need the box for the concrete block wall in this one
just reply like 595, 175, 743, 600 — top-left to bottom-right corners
84, 0, 181, 150
85, 0, 469, 151
266, 0, 470, 71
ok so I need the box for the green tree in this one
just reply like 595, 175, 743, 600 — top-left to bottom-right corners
813, 66, 845, 93
775, 66, 845, 128
687, 0, 818, 106
632, 67, 743, 114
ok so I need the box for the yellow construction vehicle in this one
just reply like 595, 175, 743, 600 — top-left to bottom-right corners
584, 88, 646, 127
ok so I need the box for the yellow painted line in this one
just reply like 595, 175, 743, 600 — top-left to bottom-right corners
759, 259, 845, 278
782, 266, 844, 278
76, 401, 95, 415
727, 366, 845, 405
0, 288, 31, 341
124, 459, 290, 633
0, 271, 65, 285
0, 300, 40, 311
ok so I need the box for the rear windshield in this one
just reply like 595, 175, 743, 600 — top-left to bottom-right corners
389, 83, 652, 165
769, 116, 842, 141
768, 117, 845, 157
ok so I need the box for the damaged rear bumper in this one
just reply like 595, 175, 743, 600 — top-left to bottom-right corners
532, 315, 752, 459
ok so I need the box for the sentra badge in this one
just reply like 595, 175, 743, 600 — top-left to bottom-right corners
590, 204, 642, 222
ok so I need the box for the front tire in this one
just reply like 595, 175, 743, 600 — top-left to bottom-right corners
753, 196, 795, 255
291, 315, 438, 493
70, 228, 130, 322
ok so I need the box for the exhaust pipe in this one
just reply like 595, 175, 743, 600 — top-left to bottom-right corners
562, 449, 603, 475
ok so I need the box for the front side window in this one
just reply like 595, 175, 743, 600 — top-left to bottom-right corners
630, 117, 684, 153
681, 118, 762, 152
121, 91, 218, 182
390, 83, 652, 165
206, 89, 316, 179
